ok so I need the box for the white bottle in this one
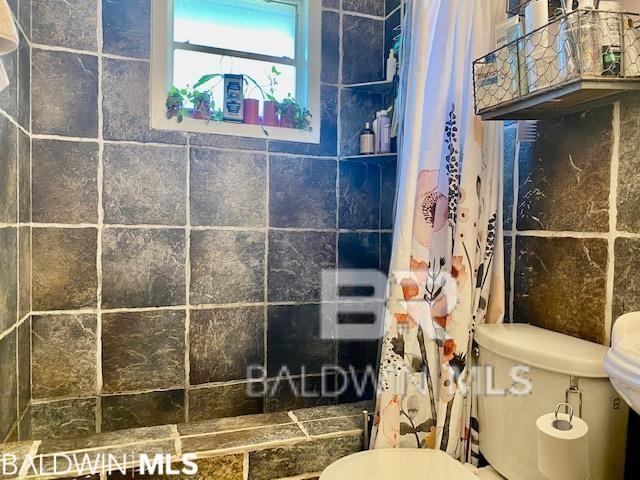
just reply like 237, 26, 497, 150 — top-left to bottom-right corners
386, 49, 397, 81
377, 109, 391, 153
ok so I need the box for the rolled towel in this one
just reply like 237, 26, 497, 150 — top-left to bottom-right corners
0, 0, 18, 55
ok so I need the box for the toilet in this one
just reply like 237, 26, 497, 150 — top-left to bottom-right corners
320, 323, 629, 480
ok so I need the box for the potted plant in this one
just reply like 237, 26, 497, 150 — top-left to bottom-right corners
166, 87, 188, 123
263, 66, 281, 127
278, 94, 312, 131
190, 89, 212, 120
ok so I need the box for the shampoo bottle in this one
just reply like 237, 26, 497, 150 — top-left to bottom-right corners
386, 49, 397, 81
359, 122, 375, 155
377, 110, 392, 153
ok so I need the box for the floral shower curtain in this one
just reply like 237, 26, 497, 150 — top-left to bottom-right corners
371, 0, 506, 462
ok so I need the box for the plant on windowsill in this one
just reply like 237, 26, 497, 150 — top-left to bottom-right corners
278, 94, 312, 131
189, 89, 212, 120
262, 66, 281, 127
166, 87, 188, 123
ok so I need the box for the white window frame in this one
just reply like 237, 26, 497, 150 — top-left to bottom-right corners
150, 0, 321, 143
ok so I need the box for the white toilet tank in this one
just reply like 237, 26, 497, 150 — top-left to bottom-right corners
475, 324, 628, 480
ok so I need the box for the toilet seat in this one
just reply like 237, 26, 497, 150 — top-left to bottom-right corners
319, 449, 479, 480
605, 312, 640, 414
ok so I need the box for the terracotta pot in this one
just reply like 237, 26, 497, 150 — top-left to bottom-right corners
262, 100, 279, 127
279, 104, 297, 129
192, 101, 211, 120
243, 99, 260, 125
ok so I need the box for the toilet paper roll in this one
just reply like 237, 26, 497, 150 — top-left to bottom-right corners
536, 412, 590, 480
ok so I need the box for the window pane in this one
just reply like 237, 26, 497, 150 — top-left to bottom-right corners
174, 0, 297, 60
173, 49, 296, 110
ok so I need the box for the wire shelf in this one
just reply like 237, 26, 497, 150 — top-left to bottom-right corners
474, 9, 640, 119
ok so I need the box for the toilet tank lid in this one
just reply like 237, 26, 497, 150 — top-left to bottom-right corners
475, 324, 608, 378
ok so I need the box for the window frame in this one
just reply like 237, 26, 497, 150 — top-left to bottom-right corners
150, 0, 321, 143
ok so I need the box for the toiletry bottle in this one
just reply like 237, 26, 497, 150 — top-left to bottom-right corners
360, 122, 375, 155
372, 112, 380, 153
377, 110, 392, 153
386, 49, 397, 81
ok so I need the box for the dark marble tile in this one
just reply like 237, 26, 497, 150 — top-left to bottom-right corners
17, 318, 30, 414
109, 456, 244, 480
339, 90, 384, 157
322, 11, 340, 84
0, 115, 17, 223
32, 0, 97, 51
268, 84, 338, 157
181, 424, 306, 455
188, 383, 264, 422
0, 228, 17, 333
101, 390, 185, 432
190, 306, 264, 384
265, 374, 337, 412
339, 161, 381, 229
269, 156, 337, 228
338, 369, 375, 403
267, 304, 336, 376
343, 0, 384, 15
103, 59, 186, 144
102, 0, 150, 59
323, 0, 340, 8
103, 143, 186, 225
190, 229, 265, 305
268, 230, 336, 302
0, 49, 17, 117
32, 227, 98, 311
32, 49, 98, 138
0, 440, 33, 479
384, 8, 400, 55
18, 407, 31, 441
18, 131, 30, 223
0, 331, 17, 441
179, 410, 292, 437
189, 133, 266, 150
517, 107, 612, 232
343, 15, 384, 84
102, 310, 185, 393
101, 228, 185, 308
618, 95, 640, 233
292, 401, 374, 421
18, 0, 30, 38
380, 232, 392, 275
337, 302, 382, 371
32, 139, 99, 223
381, 160, 396, 229
503, 126, 516, 230
190, 147, 266, 227
613, 238, 640, 321
31, 398, 97, 440
513, 236, 607, 344
17, 33, 29, 129
338, 232, 381, 298
302, 416, 364, 437
32, 314, 97, 399
504, 235, 512, 323
247, 433, 362, 480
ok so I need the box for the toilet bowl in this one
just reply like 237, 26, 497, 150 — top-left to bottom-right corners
319, 449, 480, 480
604, 312, 640, 414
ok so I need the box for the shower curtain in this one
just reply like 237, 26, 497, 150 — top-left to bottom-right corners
371, 0, 506, 462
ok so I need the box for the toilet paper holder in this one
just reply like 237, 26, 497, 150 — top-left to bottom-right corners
553, 402, 574, 431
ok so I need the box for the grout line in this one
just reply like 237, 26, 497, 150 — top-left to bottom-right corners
184, 135, 191, 421
287, 411, 311, 439
509, 129, 520, 324
264, 150, 270, 396
342, 10, 386, 21
172, 424, 183, 457
335, 0, 344, 387
0, 313, 30, 343
30, 41, 149, 63
95, 0, 104, 434
19, 441, 41, 479
508, 230, 609, 239
604, 101, 621, 345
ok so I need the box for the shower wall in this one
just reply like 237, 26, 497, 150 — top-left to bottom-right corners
5, 0, 399, 440
0, 0, 30, 443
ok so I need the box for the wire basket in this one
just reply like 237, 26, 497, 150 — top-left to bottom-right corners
474, 9, 640, 115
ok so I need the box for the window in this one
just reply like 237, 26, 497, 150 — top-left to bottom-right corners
151, 0, 321, 143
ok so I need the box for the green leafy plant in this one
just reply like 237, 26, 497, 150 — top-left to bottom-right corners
266, 66, 281, 102
278, 94, 312, 131
166, 87, 188, 122
189, 89, 212, 118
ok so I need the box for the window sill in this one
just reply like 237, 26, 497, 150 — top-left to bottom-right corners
151, 115, 320, 144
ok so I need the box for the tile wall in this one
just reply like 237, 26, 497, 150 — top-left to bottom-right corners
0, 0, 402, 440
